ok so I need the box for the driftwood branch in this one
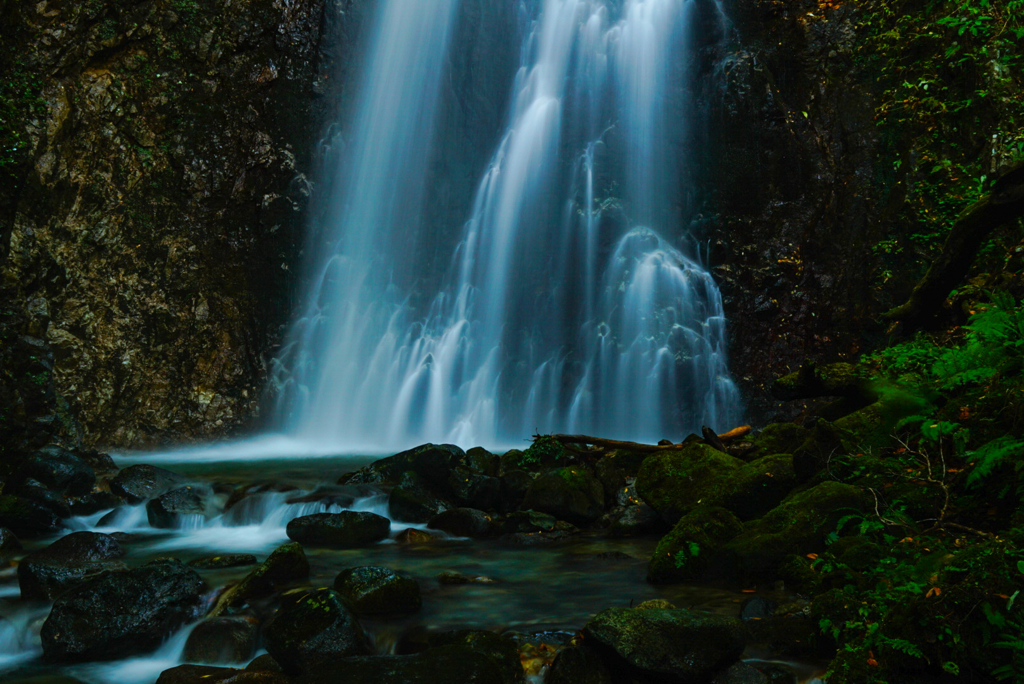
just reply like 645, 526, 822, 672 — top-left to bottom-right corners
884, 162, 1024, 330
542, 425, 752, 455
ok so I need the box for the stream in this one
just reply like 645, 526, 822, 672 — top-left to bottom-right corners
0, 452, 826, 683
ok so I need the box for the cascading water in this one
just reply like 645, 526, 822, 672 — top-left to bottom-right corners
273, 0, 740, 451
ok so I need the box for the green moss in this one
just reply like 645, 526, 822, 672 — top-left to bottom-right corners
647, 506, 742, 583
751, 423, 811, 456
635, 444, 747, 524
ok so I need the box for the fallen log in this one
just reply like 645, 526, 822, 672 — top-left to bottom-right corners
542, 425, 753, 455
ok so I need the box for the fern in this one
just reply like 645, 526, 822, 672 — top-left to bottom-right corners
966, 436, 1024, 489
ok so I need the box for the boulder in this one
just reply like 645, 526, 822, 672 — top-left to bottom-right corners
520, 467, 605, 525
427, 508, 493, 538
635, 444, 747, 524
498, 470, 532, 512
156, 664, 289, 683
333, 566, 422, 615
109, 464, 188, 503
608, 504, 662, 536
501, 510, 557, 534
394, 528, 436, 544
246, 654, 285, 672
7, 477, 72, 518
183, 616, 260, 664
721, 454, 798, 521
7, 446, 95, 497
465, 447, 499, 476
18, 531, 126, 600
711, 662, 770, 684
582, 607, 745, 684
791, 421, 847, 481
263, 588, 372, 675
294, 645, 508, 684
545, 644, 613, 684
341, 444, 466, 493
208, 542, 309, 616
428, 630, 523, 684
712, 481, 870, 580
68, 489, 124, 516
448, 467, 501, 511
648, 507, 743, 583
41, 559, 207, 661
0, 494, 64, 538
286, 511, 390, 548
594, 450, 649, 503
388, 486, 450, 523
189, 554, 259, 570
749, 423, 811, 458
147, 486, 211, 528
284, 484, 375, 508
0, 527, 22, 560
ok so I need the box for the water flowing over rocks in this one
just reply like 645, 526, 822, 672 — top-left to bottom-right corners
17, 531, 126, 600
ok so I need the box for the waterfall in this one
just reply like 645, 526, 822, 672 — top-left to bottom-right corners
272, 0, 740, 451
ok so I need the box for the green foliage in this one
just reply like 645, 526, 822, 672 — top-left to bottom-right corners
859, 0, 1024, 286
522, 435, 568, 468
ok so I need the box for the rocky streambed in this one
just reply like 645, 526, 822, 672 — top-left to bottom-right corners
0, 437, 838, 684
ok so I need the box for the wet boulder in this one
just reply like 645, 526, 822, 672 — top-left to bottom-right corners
156, 664, 289, 683
333, 566, 422, 615
501, 510, 557, 534
721, 454, 798, 521
582, 607, 745, 684
110, 464, 188, 503
68, 489, 125, 516
189, 554, 258, 570
18, 531, 127, 600
449, 467, 501, 511
712, 481, 871, 581
498, 470, 532, 512
0, 494, 65, 538
520, 467, 605, 525
263, 588, 372, 675
6, 477, 71, 518
465, 447, 499, 476
394, 528, 436, 544
388, 485, 450, 523
608, 504, 662, 536
648, 507, 743, 583
286, 511, 390, 548
594, 450, 649, 503
294, 645, 509, 684
341, 444, 467, 492
183, 616, 260, 664
209, 542, 309, 616
147, 485, 212, 528
546, 644, 614, 684
428, 630, 524, 684
41, 559, 207, 661
0, 527, 22, 560
635, 444, 747, 525
428, 508, 493, 538
7, 446, 95, 497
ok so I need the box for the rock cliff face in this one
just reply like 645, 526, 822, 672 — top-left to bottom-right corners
0, 0, 351, 450
697, 0, 886, 420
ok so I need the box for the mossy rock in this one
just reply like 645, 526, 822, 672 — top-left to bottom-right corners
648, 506, 743, 583
520, 466, 605, 525
341, 444, 466, 494
333, 566, 422, 615
263, 588, 371, 676
635, 444, 748, 524
582, 607, 744, 683
722, 454, 798, 521
833, 390, 929, 454
791, 421, 847, 481
209, 542, 309, 616
712, 481, 870, 581
750, 423, 810, 457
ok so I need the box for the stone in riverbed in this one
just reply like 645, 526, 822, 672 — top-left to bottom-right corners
388, 485, 450, 523
340, 443, 467, 493
0, 494, 65, 538
110, 464, 188, 503
333, 566, 422, 615
609, 503, 662, 536
394, 528, 436, 544
582, 607, 745, 684
156, 664, 289, 683
286, 511, 390, 547
146, 485, 212, 528
520, 466, 605, 525
647, 506, 743, 584
188, 554, 258, 569
448, 466, 502, 511
18, 531, 126, 600
263, 588, 372, 675
182, 616, 260, 664
0, 527, 22, 560
437, 571, 498, 585
6, 446, 96, 497
428, 630, 523, 684
427, 507, 493, 538
498, 469, 532, 512
294, 645, 509, 684
7, 477, 72, 518
208, 542, 309, 616
545, 644, 614, 684
41, 559, 207, 662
